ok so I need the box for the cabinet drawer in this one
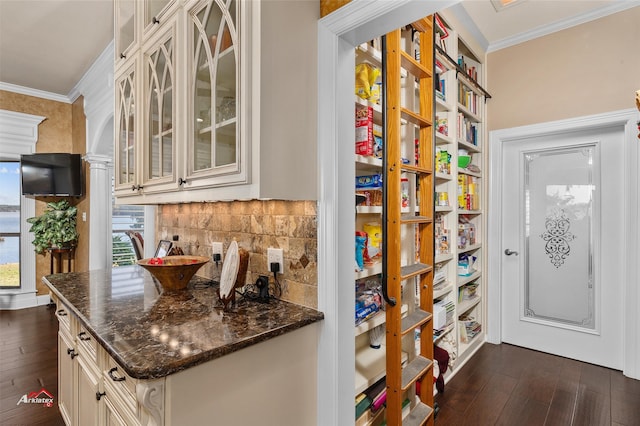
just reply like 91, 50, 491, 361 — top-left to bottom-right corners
103, 356, 138, 416
54, 303, 73, 336
76, 324, 99, 368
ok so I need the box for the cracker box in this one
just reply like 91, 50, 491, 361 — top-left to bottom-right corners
355, 105, 374, 156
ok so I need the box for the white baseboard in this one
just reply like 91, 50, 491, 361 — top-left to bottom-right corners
0, 291, 41, 310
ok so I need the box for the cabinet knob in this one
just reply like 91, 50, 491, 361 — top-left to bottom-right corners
108, 367, 126, 382
120, 53, 126, 59
67, 348, 77, 359
78, 331, 91, 341
57, 309, 67, 316
96, 391, 106, 401
131, 184, 144, 191
153, 16, 160, 24
178, 177, 188, 186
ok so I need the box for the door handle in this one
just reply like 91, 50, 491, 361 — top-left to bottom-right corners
504, 249, 519, 256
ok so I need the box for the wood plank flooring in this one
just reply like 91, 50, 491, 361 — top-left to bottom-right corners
435, 343, 640, 426
1, 305, 64, 426
1, 306, 639, 425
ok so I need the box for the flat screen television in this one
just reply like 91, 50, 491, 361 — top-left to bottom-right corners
20, 153, 84, 197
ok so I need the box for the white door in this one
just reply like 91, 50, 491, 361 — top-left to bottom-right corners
501, 124, 624, 369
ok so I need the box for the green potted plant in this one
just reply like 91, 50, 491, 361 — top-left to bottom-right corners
27, 200, 79, 254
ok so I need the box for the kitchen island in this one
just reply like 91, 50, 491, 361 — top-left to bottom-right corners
43, 265, 323, 426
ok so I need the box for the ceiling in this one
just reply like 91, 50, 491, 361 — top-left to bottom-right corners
0, 0, 113, 99
0, 0, 637, 100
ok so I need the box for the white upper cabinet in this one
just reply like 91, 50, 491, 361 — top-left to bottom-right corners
114, 0, 318, 203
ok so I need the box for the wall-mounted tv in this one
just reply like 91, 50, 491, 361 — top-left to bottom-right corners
20, 153, 84, 197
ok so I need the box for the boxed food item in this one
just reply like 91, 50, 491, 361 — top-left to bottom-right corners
355, 173, 382, 189
356, 105, 374, 156
355, 189, 382, 206
373, 124, 383, 158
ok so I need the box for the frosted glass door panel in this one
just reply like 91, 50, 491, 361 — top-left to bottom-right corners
524, 145, 597, 331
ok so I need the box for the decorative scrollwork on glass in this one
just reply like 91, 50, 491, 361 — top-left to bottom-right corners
540, 209, 576, 267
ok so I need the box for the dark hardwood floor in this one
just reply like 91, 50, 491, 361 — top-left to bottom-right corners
2, 306, 639, 425
1, 305, 64, 426
435, 342, 640, 426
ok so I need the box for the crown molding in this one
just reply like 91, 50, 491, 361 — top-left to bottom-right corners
0, 109, 46, 152
0, 82, 72, 104
69, 40, 114, 105
488, 1, 640, 52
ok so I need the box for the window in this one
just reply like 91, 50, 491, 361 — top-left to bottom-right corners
112, 203, 145, 266
0, 161, 21, 288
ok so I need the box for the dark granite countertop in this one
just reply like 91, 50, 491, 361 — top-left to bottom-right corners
43, 266, 323, 380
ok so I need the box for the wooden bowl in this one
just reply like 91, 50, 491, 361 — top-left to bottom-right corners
138, 256, 210, 291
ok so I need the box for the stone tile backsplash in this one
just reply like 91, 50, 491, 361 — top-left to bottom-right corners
157, 200, 318, 309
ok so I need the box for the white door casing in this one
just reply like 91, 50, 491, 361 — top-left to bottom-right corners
316, 1, 461, 424
487, 109, 640, 379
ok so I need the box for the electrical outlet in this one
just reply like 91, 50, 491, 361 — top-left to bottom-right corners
212, 242, 224, 263
267, 247, 284, 274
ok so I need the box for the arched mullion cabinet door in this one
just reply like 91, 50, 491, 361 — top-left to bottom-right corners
143, 19, 177, 193
114, 60, 138, 197
188, 0, 241, 185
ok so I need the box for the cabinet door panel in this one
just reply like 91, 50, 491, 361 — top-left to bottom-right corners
77, 356, 100, 426
189, 0, 239, 178
144, 0, 172, 29
116, 0, 136, 60
115, 61, 138, 194
144, 26, 176, 188
57, 332, 74, 426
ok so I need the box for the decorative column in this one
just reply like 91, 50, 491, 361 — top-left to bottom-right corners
74, 41, 115, 271
84, 154, 113, 270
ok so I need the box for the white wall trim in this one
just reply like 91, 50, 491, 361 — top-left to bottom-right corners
74, 41, 115, 272
622, 110, 640, 379
0, 110, 44, 310
316, 1, 459, 423
487, 1, 640, 52
0, 81, 72, 104
487, 108, 640, 379
0, 109, 46, 150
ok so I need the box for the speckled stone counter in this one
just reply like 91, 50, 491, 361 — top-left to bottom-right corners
43, 265, 324, 380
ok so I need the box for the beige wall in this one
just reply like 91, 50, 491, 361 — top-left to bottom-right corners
157, 200, 318, 308
0, 90, 89, 294
72, 96, 90, 274
487, 7, 640, 131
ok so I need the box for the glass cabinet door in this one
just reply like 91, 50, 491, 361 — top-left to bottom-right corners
116, 0, 136, 59
144, 0, 172, 29
144, 26, 175, 187
115, 64, 137, 192
189, 0, 238, 177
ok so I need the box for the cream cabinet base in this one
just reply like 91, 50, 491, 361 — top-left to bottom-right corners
164, 324, 319, 426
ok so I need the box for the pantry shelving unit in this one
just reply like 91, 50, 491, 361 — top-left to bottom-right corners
432, 12, 490, 380
354, 16, 436, 426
